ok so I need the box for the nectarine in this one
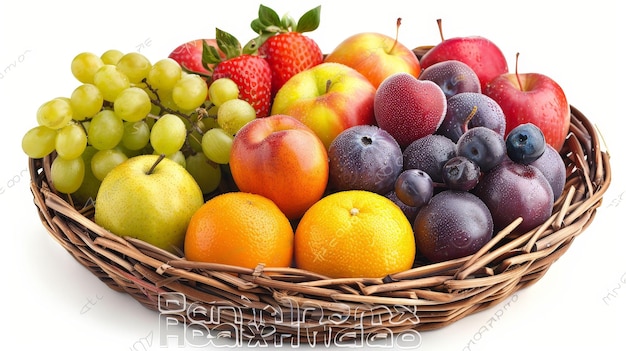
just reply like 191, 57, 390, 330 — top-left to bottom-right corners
229, 115, 329, 220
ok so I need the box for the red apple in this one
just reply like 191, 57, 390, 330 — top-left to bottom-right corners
374, 72, 447, 148
271, 62, 376, 148
229, 115, 329, 220
324, 18, 421, 88
484, 55, 570, 151
420, 20, 508, 92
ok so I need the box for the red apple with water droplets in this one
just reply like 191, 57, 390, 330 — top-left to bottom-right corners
420, 19, 508, 92
484, 53, 570, 151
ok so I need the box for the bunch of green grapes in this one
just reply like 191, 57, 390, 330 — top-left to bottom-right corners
22, 50, 257, 203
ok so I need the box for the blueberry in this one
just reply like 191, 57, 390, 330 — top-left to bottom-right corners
506, 123, 546, 164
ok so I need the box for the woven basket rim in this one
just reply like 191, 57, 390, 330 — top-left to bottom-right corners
28, 103, 611, 341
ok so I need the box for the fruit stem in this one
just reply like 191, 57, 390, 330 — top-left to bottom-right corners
436, 18, 444, 42
147, 154, 166, 175
387, 18, 402, 54
515, 52, 523, 90
462, 105, 478, 133
325, 79, 332, 94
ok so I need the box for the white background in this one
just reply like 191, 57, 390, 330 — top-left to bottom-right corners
1, 0, 623, 350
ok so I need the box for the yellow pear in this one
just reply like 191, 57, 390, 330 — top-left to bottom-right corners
95, 154, 204, 253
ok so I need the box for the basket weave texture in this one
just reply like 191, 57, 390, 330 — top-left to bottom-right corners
29, 96, 610, 340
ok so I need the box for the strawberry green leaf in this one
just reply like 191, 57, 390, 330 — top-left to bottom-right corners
202, 41, 222, 67
251, 18, 266, 34
215, 28, 242, 59
281, 14, 297, 32
258, 4, 281, 28
295, 5, 321, 33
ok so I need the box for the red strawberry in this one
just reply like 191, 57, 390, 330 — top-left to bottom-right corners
203, 29, 272, 117
251, 5, 323, 96
168, 39, 223, 77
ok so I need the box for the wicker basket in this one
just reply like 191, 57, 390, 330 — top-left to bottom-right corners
28, 81, 611, 342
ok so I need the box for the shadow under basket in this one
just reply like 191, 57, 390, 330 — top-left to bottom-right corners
29, 104, 610, 343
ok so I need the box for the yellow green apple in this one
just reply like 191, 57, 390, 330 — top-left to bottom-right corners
271, 62, 376, 149
94, 154, 205, 253
324, 24, 421, 88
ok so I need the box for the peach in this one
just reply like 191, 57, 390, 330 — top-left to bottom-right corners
229, 114, 329, 220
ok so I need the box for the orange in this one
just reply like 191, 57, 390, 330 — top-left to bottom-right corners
294, 190, 416, 278
184, 192, 294, 268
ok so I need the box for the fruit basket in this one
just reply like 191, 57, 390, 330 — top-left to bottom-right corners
28, 93, 610, 343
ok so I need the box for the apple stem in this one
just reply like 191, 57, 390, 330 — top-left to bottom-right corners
515, 52, 523, 90
147, 154, 166, 175
325, 79, 332, 94
388, 18, 402, 54
462, 105, 478, 133
436, 18, 444, 42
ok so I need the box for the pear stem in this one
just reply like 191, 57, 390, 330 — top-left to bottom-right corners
388, 18, 402, 54
147, 154, 166, 175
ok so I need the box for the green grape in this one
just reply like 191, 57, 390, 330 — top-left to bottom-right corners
22, 125, 57, 158
188, 130, 204, 154
88, 109, 124, 150
36, 98, 73, 129
208, 77, 239, 107
146, 58, 182, 92
171, 74, 208, 111
100, 49, 124, 65
91, 148, 128, 181
70, 84, 104, 121
71, 52, 104, 84
122, 120, 150, 150
188, 118, 213, 153
205, 104, 220, 121
201, 128, 233, 164
155, 89, 180, 112
113, 87, 151, 122
160, 150, 186, 168
150, 114, 187, 155
185, 152, 222, 194
217, 98, 256, 135
93, 64, 130, 102
51, 156, 85, 194
116, 52, 152, 84
56, 123, 87, 160
71, 146, 102, 208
